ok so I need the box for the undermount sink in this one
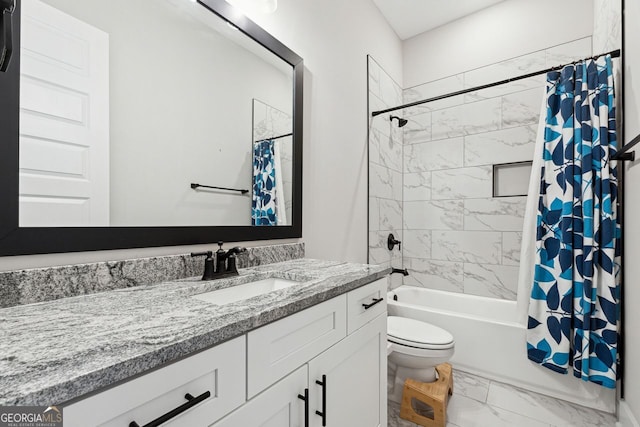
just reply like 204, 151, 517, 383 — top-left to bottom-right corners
192, 277, 301, 305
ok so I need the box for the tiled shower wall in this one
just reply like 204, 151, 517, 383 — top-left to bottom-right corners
400, 38, 594, 300
368, 56, 404, 288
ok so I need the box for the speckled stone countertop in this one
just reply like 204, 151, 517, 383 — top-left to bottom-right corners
0, 259, 389, 406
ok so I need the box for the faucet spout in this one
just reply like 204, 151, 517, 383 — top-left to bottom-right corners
391, 268, 409, 276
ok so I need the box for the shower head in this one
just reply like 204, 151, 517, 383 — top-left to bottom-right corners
390, 115, 408, 128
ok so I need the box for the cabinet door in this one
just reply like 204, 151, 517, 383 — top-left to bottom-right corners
308, 314, 387, 427
212, 365, 308, 427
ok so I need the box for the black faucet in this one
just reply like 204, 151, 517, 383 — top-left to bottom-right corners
191, 242, 247, 280
215, 241, 247, 277
391, 268, 409, 276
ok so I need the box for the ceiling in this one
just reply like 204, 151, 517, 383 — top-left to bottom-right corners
372, 0, 507, 40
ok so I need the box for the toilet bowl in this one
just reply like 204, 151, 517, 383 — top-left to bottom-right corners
387, 316, 455, 403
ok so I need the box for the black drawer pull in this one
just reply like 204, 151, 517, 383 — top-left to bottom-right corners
298, 388, 309, 427
315, 375, 327, 426
362, 298, 384, 310
129, 390, 211, 427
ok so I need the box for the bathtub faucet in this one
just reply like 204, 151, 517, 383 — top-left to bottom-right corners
391, 268, 409, 276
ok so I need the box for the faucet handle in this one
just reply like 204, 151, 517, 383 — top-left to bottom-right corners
191, 251, 215, 280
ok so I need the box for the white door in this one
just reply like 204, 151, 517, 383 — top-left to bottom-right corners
308, 314, 387, 427
19, 0, 109, 226
212, 365, 308, 427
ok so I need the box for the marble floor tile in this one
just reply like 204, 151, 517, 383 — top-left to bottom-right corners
447, 394, 550, 427
486, 382, 617, 427
452, 370, 491, 403
388, 400, 461, 427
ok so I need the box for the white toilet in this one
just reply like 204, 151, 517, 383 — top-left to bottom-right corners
387, 316, 455, 403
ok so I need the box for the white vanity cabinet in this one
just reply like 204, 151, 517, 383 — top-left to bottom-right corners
62, 278, 387, 427
214, 278, 388, 427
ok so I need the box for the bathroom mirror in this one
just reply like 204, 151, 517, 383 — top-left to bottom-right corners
0, 0, 303, 255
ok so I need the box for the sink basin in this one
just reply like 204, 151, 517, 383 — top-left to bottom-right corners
192, 278, 300, 305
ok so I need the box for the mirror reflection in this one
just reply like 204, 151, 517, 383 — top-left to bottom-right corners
251, 99, 292, 226
18, 0, 294, 227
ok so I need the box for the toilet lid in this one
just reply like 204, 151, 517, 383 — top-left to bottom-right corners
387, 316, 454, 349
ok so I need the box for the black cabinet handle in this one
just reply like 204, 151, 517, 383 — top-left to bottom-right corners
298, 388, 309, 427
129, 390, 210, 427
315, 375, 326, 426
362, 298, 384, 310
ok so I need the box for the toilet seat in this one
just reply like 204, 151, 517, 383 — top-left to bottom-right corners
387, 316, 454, 350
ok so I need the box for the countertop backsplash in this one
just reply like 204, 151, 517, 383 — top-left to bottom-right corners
0, 243, 304, 308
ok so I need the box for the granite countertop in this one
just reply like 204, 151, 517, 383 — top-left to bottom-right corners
0, 259, 389, 406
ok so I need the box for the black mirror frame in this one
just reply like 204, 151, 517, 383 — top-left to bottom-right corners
0, 0, 303, 256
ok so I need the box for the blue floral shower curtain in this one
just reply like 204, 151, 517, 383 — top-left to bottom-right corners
252, 139, 278, 226
526, 55, 620, 388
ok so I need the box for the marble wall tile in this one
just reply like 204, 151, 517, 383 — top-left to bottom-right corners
379, 68, 403, 109
502, 88, 543, 128
369, 197, 380, 231
463, 51, 546, 102
432, 231, 501, 264
403, 200, 464, 231
369, 97, 392, 140
464, 76, 544, 104
369, 163, 395, 199
546, 37, 593, 67
404, 112, 432, 145
464, 125, 537, 167
486, 382, 616, 426
402, 230, 432, 259
379, 136, 403, 173
431, 166, 493, 200
369, 231, 392, 266
403, 258, 464, 293
503, 232, 523, 266
464, 263, 519, 300
369, 127, 381, 165
403, 74, 464, 116
380, 199, 403, 231
404, 172, 431, 201
593, 0, 622, 54
432, 98, 502, 140
464, 197, 527, 232
404, 138, 464, 173
465, 51, 546, 87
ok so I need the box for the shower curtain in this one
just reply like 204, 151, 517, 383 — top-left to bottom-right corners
252, 139, 278, 226
525, 55, 620, 389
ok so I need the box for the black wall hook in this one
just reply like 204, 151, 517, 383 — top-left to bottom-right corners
0, 0, 15, 72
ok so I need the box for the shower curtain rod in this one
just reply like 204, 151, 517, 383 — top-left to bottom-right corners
371, 49, 621, 117
255, 132, 293, 143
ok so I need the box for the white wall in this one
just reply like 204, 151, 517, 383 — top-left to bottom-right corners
403, 0, 594, 87
227, 0, 403, 262
0, 0, 401, 270
622, 0, 640, 420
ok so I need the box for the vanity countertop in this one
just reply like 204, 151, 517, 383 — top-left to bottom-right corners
0, 259, 389, 406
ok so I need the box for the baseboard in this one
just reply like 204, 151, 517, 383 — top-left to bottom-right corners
617, 401, 640, 427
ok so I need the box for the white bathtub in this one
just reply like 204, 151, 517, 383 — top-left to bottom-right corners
387, 285, 616, 413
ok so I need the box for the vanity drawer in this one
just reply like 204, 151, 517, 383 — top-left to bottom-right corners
347, 278, 388, 334
247, 294, 347, 398
63, 336, 246, 427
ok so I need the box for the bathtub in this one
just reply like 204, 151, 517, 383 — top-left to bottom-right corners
387, 285, 616, 413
